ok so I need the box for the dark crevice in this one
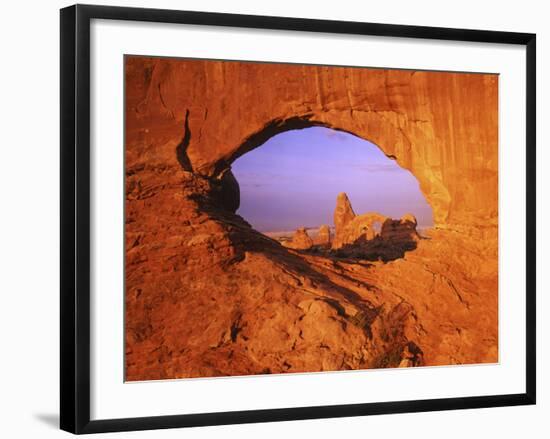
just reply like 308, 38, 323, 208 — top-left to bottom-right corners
176, 109, 193, 171
230, 316, 242, 342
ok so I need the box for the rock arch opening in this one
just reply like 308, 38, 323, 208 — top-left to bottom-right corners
231, 126, 433, 261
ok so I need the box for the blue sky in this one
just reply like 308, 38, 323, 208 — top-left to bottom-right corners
232, 127, 433, 232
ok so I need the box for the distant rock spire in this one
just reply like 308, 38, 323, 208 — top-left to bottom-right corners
334, 192, 356, 243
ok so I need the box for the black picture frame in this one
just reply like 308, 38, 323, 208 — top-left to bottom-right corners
60, 4, 536, 434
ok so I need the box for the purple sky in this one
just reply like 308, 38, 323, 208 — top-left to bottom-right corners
232, 127, 433, 232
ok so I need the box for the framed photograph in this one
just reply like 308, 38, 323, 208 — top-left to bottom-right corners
60, 4, 536, 434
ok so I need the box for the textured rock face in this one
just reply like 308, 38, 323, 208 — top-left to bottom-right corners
381, 215, 420, 244
125, 57, 498, 228
331, 195, 420, 261
401, 213, 417, 226
333, 192, 389, 250
125, 56, 498, 381
333, 212, 385, 249
283, 227, 314, 250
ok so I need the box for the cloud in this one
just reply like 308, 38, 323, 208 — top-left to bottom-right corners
233, 171, 282, 180
324, 129, 349, 142
241, 183, 271, 188
347, 163, 404, 173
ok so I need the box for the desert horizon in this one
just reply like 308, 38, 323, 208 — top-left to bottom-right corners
263, 225, 433, 245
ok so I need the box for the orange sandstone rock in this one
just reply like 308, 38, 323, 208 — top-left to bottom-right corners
330, 194, 419, 261
124, 56, 498, 381
333, 192, 356, 246
317, 225, 332, 246
125, 56, 498, 228
283, 227, 314, 250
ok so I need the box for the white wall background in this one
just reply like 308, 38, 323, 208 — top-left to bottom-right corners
0, 0, 546, 437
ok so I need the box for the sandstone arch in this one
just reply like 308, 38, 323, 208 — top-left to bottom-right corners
126, 56, 498, 229
124, 57, 498, 381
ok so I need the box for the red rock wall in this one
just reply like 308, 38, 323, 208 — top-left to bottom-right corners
126, 56, 498, 228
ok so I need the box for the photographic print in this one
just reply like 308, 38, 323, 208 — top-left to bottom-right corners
124, 56, 498, 381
